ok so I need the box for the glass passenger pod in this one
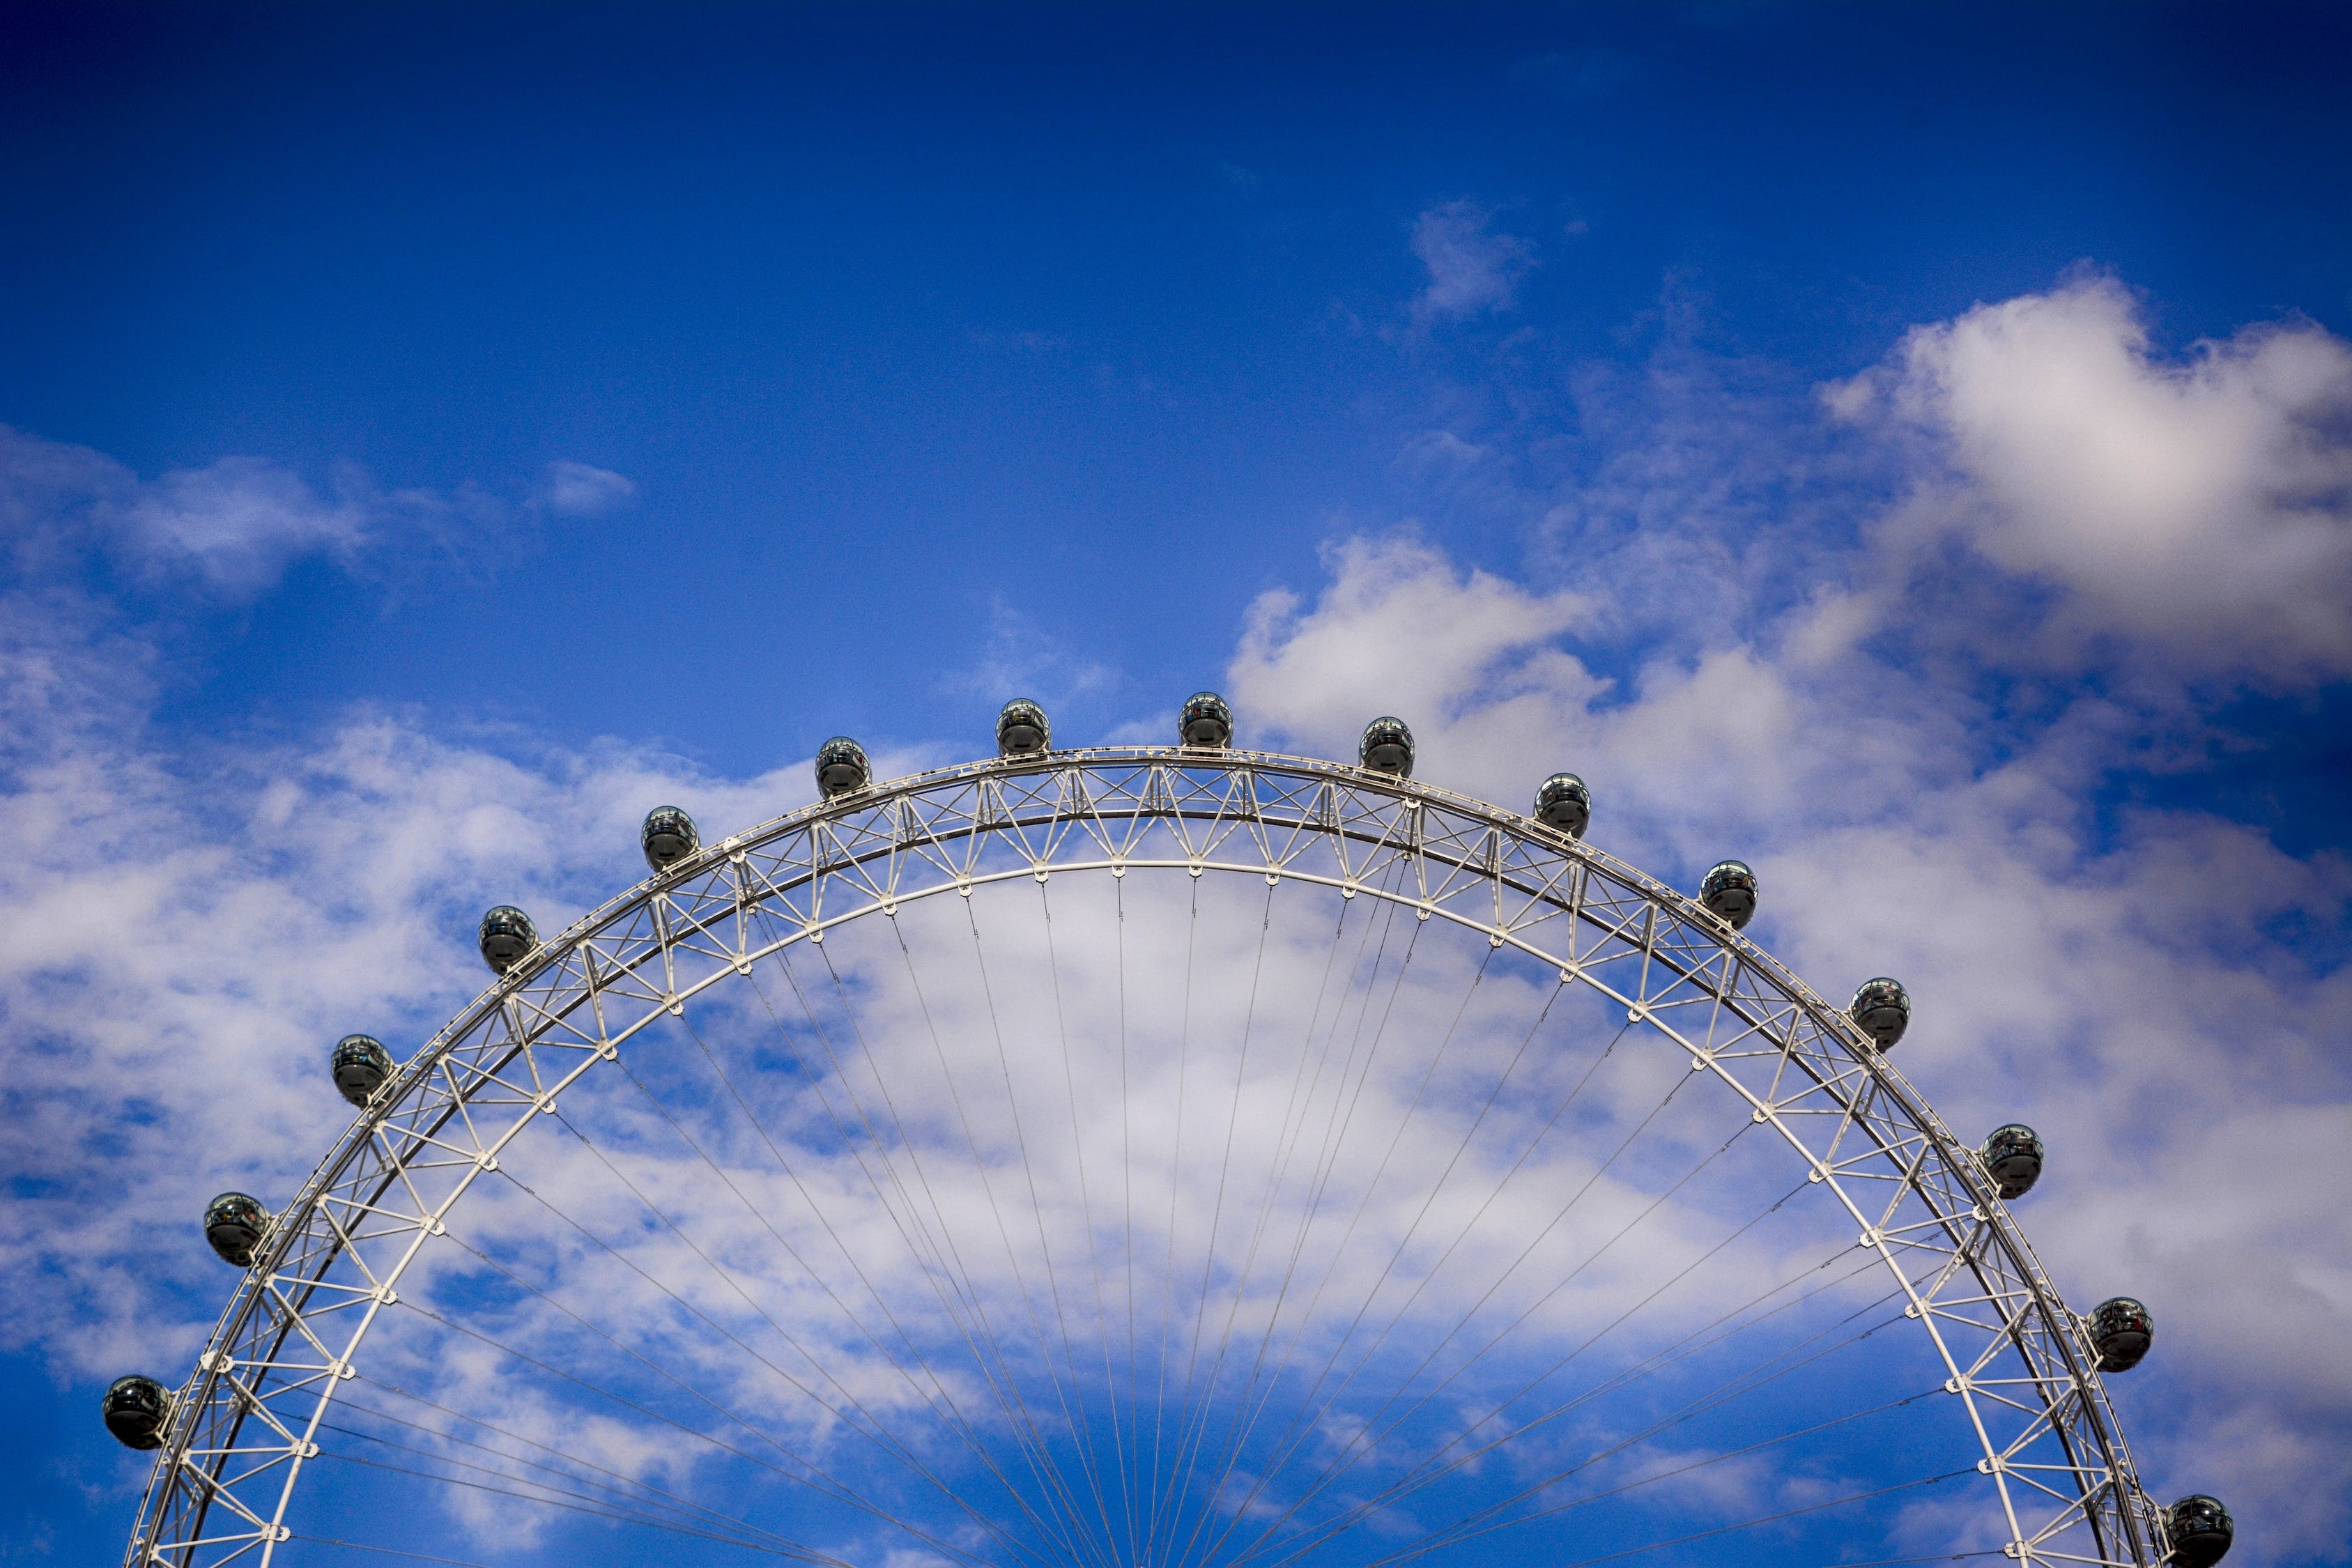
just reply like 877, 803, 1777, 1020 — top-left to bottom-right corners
2089, 1296, 2153, 1371
102, 1374, 171, 1450
997, 698, 1052, 757
1848, 976, 1911, 1049
1532, 771, 1591, 839
815, 736, 870, 799
1978, 1123, 2044, 1199
1178, 691, 1233, 748
1359, 716, 1415, 777
640, 806, 700, 872
1698, 859, 1759, 930
330, 1033, 394, 1107
203, 1192, 271, 1268
478, 905, 538, 975
2165, 1494, 2234, 1568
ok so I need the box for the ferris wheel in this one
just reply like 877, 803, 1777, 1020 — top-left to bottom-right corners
107, 693, 2236, 1568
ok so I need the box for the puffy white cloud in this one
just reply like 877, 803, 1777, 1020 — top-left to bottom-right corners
1408, 201, 1535, 327
1225, 531, 2352, 1560
1836, 275, 2352, 681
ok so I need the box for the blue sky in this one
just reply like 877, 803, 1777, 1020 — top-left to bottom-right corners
3, 3, 2349, 1567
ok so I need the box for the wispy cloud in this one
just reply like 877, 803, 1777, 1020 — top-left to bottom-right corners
535, 460, 638, 518
1408, 201, 1535, 328
0, 426, 635, 599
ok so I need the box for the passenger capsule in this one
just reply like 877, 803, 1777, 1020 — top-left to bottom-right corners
478, 905, 538, 975
330, 1033, 394, 1107
2165, 1495, 2234, 1568
1532, 772, 1591, 839
1848, 977, 1911, 1049
101, 1374, 171, 1450
640, 806, 700, 872
1359, 716, 1415, 777
1178, 691, 1233, 748
203, 1192, 271, 1268
1978, 1123, 2045, 1199
997, 699, 1052, 757
1698, 860, 1758, 930
2088, 1296, 2153, 1372
814, 736, 870, 799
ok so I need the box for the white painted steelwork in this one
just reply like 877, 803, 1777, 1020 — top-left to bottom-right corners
122, 748, 2165, 1567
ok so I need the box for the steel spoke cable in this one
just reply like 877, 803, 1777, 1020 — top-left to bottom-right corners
528, 1108, 1043, 1566
1284, 1242, 1897, 1560
661, 997, 1031, 1489
371, 1302, 990, 1568
1148, 875, 1412, 1568
1359, 1388, 1951, 1568
293, 1537, 505, 1568
1395, 1230, 1886, 1502
1116, 869, 1144, 1566
1225, 1099, 1750, 1568
675, 951, 1075, 1556
1170, 935, 1504, 1568
782, 915, 1097, 1555
758, 910, 1038, 1381
1319, 1038, 1705, 1421
1155, 890, 1433, 1560
1345, 1335, 1928, 1568
1217, 1008, 1649, 1558
1159, 880, 1281, 1548
1170, 870, 1394, 1500
1142, 873, 1204, 1568
329, 1392, 817, 1551
1227, 947, 1608, 1486
1791, 1555, 2006, 1566
1284, 1157, 1802, 1543
1306, 1286, 1924, 1568
1208, 1118, 1785, 1568
309, 1447, 862, 1567
1163, 882, 1374, 1562
749, 895, 1093, 1566
314, 1415, 835, 1558
1388, 1468, 1977, 1568
358, 1329, 879, 1528
583, 1067, 1021, 1486
1183, 950, 1578, 1568
428, 1210, 1056, 1568
429, 1226, 905, 1507
962, 889, 1128, 1568
859, 910, 1109, 1567
1038, 873, 1137, 1564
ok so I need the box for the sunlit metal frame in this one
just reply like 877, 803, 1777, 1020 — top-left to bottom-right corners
123, 748, 2168, 1568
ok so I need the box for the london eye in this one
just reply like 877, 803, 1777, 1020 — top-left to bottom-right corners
109, 695, 2232, 1568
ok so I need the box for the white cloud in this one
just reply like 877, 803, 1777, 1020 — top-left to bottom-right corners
537, 459, 638, 518
123, 455, 371, 589
1408, 202, 1535, 327
1836, 274, 2352, 681
0, 424, 634, 597
10, 277, 2352, 1562
1224, 532, 2352, 1561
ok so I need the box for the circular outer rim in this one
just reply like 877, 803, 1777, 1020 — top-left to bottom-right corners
123, 747, 2165, 1568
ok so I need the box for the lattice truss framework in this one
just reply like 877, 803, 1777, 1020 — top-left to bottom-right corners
125, 748, 2169, 1568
